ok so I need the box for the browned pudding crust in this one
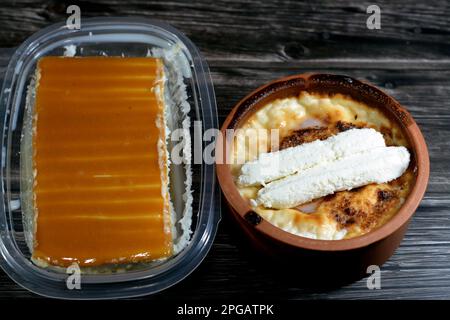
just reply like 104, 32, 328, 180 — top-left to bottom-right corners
279, 121, 363, 150
278, 121, 410, 234
320, 185, 401, 233
279, 127, 333, 149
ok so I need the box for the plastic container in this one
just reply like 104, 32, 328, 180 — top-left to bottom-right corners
0, 17, 219, 299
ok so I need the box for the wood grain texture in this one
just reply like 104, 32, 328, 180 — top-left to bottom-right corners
0, 0, 450, 300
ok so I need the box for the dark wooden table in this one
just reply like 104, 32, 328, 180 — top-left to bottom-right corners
1, 0, 449, 300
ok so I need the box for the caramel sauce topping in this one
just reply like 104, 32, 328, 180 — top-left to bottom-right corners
32, 57, 172, 267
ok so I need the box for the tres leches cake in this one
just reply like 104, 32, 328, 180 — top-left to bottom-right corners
27, 57, 175, 268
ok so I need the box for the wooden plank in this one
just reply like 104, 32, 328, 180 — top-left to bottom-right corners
1, 0, 450, 60
0, 0, 450, 300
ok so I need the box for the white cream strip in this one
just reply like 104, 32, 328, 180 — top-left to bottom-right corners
238, 128, 386, 187
256, 146, 410, 209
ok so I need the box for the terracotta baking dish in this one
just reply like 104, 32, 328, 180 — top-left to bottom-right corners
216, 73, 429, 279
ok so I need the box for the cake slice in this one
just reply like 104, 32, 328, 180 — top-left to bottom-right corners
30, 57, 173, 267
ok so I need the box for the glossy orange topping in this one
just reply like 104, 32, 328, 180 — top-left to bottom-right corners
31, 57, 172, 267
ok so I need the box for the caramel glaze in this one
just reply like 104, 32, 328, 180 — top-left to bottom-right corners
31, 57, 172, 267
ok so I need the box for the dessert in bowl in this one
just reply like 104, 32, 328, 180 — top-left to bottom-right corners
216, 74, 429, 274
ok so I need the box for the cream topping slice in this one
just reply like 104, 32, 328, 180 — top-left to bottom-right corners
238, 128, 386, 187
256, 146, 410, 209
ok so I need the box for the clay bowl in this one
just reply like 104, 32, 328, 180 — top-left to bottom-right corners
216, 73, 429, 281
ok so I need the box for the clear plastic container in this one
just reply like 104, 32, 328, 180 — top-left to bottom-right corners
0, 17, 219, 299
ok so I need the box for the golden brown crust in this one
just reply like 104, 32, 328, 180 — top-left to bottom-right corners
318, 184, 400, 233
279, 121, 364, 150
279, 127, 333, 149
